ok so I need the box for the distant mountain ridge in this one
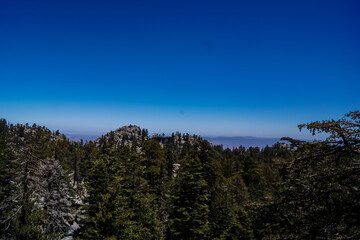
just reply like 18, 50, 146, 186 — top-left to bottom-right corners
203, 136, 281, 149
65, 131, 282, 149
65, 132, 100, 142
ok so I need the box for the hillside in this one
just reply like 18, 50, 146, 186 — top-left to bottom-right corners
1, 112, 359, 239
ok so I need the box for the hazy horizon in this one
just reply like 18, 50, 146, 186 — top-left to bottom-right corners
0, 116, 330, 141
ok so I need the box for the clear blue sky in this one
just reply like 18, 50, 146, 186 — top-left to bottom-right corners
1, 0, 359, 138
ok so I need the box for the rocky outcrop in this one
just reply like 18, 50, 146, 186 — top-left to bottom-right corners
9, 123, 66, 142
95, 125, 149, 152
96, 125, 202, 154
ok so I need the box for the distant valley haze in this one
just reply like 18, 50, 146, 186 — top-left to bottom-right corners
63, 128, 310, 149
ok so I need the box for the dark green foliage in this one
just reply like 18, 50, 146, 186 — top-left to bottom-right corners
142, 139, 168, 222
196, 141, 234, 238
6, 127, 56, 239
120, 150, 163, 240
253, 111, 360, 239
218, 207, 254, 240
142, 139, 167, 188
208, 185, 235, 238
80, 141, 98, 181
168, 156, 210, 240
242, 154, 266, 199
2, 112, 359, 239
0, 119, 18, 237
77, 157, 128, 239
13, 190, 50, 240
77, 148, 163, 240
166, 150, 176, 180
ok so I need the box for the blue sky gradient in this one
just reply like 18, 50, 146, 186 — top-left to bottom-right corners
1, 0, 359, 138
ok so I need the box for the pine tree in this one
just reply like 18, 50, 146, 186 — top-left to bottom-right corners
80, 141, 98, 182
208, 185, 235, 239
197, 141, 247, 239
218, 207, 254, 240
13, 130, 54, 240
166, 150, 176, 180
254, 111, 360, 239
242, 154, 266, 199
168, 155, 210, 240
142, 139, 167, 192
13, 190, 48, 240
77, 148, 163, 240
77, 157, 112, 239
121, 149, 163, 240
0, 119, 18, 237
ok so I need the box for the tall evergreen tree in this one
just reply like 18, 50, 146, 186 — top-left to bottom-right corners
254, 111, 360, 239
76, 157, 113, 239
13, 130, 54, 240
197, 141, 238, 238
78, 148, 163, 240
121, 149, 163, 240
168, 155, 210, 240
142, 139, 167, 192
0, 119, 18, 237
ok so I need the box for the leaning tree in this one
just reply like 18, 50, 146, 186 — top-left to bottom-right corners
254, 111, 360, 239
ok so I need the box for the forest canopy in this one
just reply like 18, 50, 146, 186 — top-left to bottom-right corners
0, 111, 359, 239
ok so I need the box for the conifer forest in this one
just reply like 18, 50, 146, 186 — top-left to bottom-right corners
0, 111, 359, 240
